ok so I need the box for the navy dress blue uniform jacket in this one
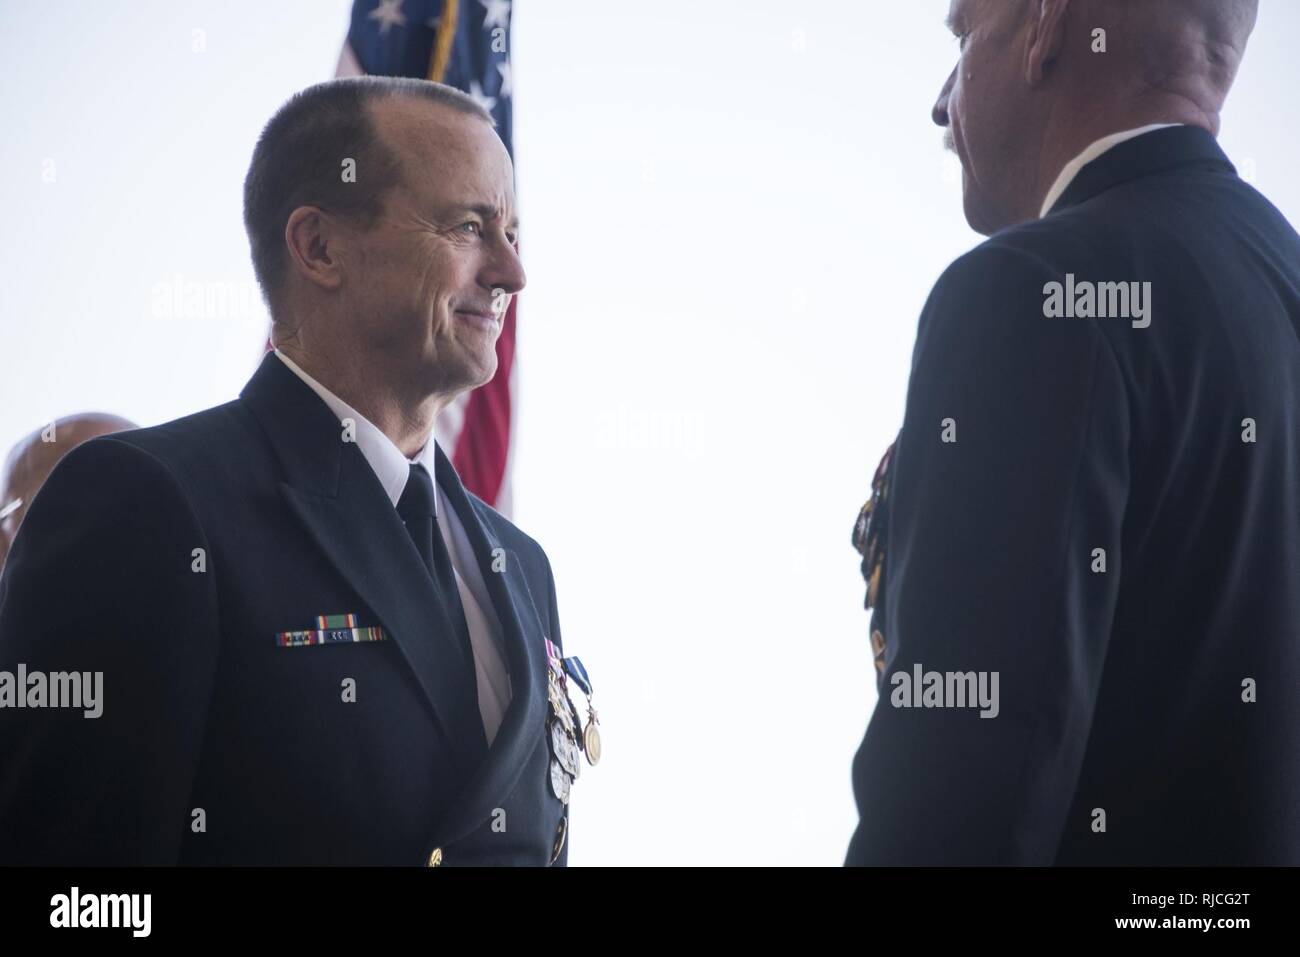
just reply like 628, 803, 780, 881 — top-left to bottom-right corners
0, 352, 570, 865
847, 127, 1300, 865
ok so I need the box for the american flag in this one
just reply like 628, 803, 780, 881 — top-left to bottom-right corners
337, 0, 519, 513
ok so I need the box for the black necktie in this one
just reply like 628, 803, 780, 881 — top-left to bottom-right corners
396, 463, 475, 667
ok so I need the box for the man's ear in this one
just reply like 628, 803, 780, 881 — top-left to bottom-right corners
1025, 0, 1071, 86
284, 206, 346, 293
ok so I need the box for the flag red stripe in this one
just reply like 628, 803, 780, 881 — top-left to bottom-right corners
451, 296, 516, 506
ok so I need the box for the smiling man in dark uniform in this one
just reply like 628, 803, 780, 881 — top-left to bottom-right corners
0, 77, 595, 865
848, 0, 1298, 865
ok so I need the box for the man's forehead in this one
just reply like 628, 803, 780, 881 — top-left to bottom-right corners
374, 98, 474, 154
406, 169, 517, 214
373, 98, 509, 172
947, 0, 1008, 28
373, 99, 513, 203
950, 0, 1026, 29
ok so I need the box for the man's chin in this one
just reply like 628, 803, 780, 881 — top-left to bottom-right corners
963, 189, 1003, 237
450, 356, 500, 395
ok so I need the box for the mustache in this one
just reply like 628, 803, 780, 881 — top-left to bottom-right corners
943, 129, 956, 154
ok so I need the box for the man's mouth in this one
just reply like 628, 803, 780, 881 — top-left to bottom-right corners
453, 308, 501, 331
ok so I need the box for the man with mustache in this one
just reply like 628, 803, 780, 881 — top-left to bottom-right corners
847, 0, 1298, 864
0, 77, 588, 865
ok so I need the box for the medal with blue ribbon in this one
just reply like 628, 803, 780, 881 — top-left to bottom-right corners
562, 655, 601, 766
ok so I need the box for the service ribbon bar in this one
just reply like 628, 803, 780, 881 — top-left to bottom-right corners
316, 613, 358, 630
277, 630, 321, 648
277, 624, 386, 647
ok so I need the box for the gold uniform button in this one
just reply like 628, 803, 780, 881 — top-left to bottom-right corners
427, 847, 443, 867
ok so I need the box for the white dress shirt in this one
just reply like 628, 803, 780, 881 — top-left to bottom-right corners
1039, 123, 1182, 218
274, 349, 513, 745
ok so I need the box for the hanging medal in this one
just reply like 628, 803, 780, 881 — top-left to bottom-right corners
547, 670, 576, 734
544, 637, 581, 801
544, 639, 581, 731
853, 438, 897, 677
550, 717, 580, 778
562, 656, 601, 766
549, 756, 571, 804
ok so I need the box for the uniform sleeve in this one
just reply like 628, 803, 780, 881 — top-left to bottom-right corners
0, 437, 221, 864
846, 243, 1131, 864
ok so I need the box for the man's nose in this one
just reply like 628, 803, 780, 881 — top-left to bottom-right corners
484, 238, 526, 297
932, 66, 955, 127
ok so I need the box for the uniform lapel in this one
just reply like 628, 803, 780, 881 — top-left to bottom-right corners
240, 353, 489, 775
430, 443, 549, 848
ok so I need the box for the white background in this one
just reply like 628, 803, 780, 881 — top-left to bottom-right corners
2, 0, 1297, 865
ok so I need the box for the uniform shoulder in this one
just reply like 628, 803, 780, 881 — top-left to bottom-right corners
111, 399, 245, 458
943, 234, 1062, 284
464, 490, 546, 556
104, 398, 268, 484
920, 233, 1066, 325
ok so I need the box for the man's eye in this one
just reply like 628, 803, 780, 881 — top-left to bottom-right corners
459, 222, 481, 235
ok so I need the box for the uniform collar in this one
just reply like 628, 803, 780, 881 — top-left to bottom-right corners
273, 348, 436, 512
1039, 123, 1183, 218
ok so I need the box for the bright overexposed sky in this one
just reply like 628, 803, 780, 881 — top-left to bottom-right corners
2, 0, 1297, 865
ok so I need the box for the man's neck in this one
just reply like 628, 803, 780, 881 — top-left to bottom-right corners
1031, 95, 1218, 220
275, 342, 446, 458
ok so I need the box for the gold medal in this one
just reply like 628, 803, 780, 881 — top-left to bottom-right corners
582, 708, 601, 766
